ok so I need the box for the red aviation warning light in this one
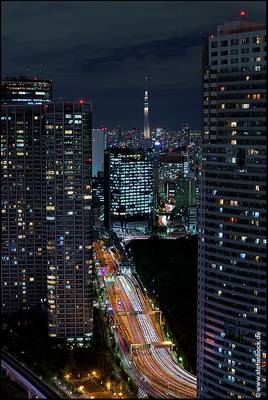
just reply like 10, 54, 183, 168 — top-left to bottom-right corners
79, 98, 84, 105
240, 9, 246, 19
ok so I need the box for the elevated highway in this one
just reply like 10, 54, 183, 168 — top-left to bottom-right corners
1, 350, 63, 399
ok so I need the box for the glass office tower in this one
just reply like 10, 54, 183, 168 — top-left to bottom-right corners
45, 102, 93, 345
197, 17, 266, 398
104, 148, 154, 230
1, 105, 47, 312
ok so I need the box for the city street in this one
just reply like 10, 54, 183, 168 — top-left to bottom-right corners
94, 240, 197, 399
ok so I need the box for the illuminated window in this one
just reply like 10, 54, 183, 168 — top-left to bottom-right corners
221, 104, 225, 109
255, 185, 260, 191
230, 217, 238, 223
241, 104, 250, 109
230, 121, 237, 127
253, 36, 261, 44
248, 149, 258, 155
231, 131, 237, 136
231, 140, 237, 145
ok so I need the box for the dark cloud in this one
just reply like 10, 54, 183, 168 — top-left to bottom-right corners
1, 1, 266, 129
79, 34, 204, 72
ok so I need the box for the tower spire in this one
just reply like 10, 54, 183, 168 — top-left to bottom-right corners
144, 76, 150, 139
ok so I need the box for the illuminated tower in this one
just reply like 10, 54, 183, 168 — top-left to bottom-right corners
144, 76, 150, 139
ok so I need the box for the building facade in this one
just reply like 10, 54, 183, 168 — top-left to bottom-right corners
1, 105, 47, 313
2, 77, 53, 105
92, 128, 104, 177
104, 148, 154, 231
45, 102, 93, 345
197, 18, 266, 398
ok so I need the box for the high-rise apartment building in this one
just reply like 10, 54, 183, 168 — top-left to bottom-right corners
1, 105, 47, 313
1, 78, 94, 344
104, 148, 154, 231
45, 102, 93, 345
2, 77, 53, 105
197, 16, 266, 398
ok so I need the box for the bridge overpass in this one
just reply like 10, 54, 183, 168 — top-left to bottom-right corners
1, 350, 63, 399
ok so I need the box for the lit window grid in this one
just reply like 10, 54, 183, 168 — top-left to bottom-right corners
197, 27, 266, 399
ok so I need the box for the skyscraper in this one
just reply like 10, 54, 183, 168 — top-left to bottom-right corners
104, 148, 154, 232
1, 77, 53, 105
144, 76, 150, 139
92, 128, 104, 177
197, 15, 266, 398
45, 102, 93, 345
1, 105, 47, 313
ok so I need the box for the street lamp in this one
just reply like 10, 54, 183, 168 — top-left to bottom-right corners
78, 385, 84, 393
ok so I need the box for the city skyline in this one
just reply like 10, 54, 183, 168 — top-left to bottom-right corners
2, 1, 265, 129
1, 2, 266, 399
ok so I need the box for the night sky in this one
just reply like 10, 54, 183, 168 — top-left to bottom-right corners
2, 1, 265, 129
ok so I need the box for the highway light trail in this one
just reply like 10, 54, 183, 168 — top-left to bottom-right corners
94, 240, 197, 398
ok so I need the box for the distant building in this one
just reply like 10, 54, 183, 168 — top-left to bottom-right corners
45, 102, 93, 345
92, 129, 104, 176
157, 154, 187, 203
197, 16, 266, 399
1, 77, 53, 105
182, 206, 197, 234
1, 105, 47, 313
175, 177, 197, 209
92, 172, 105, 228
179, 123, 190, 146
104, 148, 154, 233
